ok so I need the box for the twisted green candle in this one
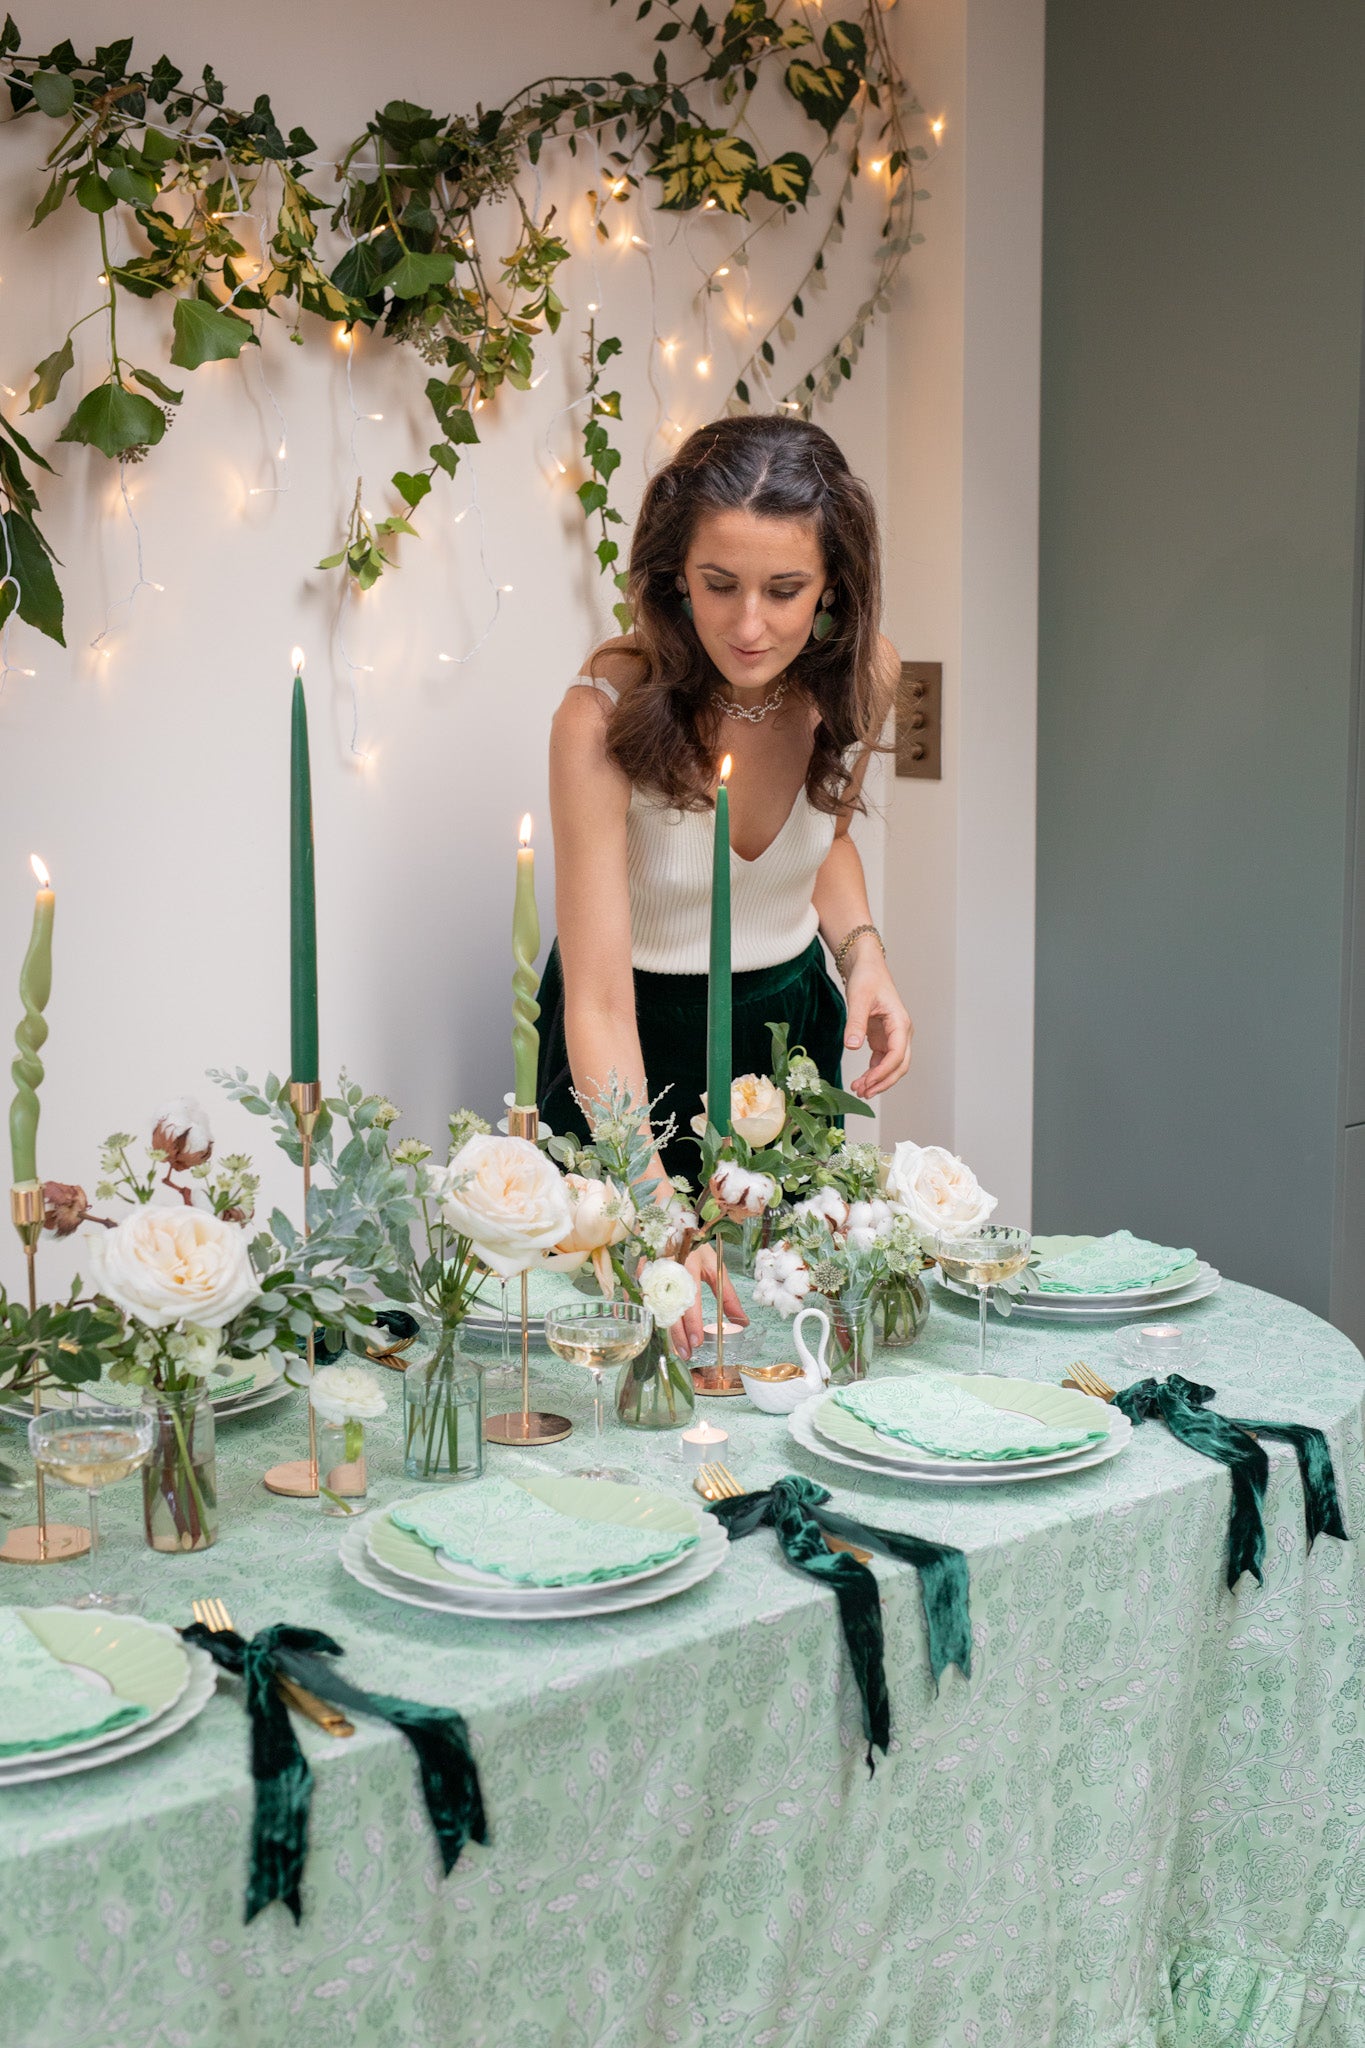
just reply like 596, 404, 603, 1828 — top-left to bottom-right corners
9, 858, 53, 1186
512, 819, 541, 1107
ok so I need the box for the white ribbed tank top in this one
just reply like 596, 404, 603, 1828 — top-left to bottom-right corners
571, 677, 835, 974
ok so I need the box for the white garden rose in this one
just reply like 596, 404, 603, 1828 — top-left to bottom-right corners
709, 1161, 777, 1221
793, 1185, 849, 1232
546, 1174, 634, 1294
88, 1206, 259, 1330
438, 1134, 573, 1278
691, 1074, 787, 1147
309, 1364, 388, 1425
844, 1198, 895, 1251
638, 1258, 698, 1327
753, 1244, 814, 1317
887, 1141, 997, 1243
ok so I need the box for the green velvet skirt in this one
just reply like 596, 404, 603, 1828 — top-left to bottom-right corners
535, 936, 847, 1188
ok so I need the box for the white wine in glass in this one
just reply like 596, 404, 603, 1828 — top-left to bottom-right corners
933, 1227, 1032, 1372
28, 1402, 155, 1611
544, 1301, 652, 1482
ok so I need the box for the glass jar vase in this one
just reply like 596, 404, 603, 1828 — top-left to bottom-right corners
875, 1271, 932, 1350
828, 1280, 876, 1383
142, 1386, 219, 1552
615, 1324, 696, 1430
318, 1417, 369, 1515
403, 1328, 484, 1483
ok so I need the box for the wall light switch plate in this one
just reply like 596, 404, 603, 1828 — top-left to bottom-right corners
895, 662, 942, 779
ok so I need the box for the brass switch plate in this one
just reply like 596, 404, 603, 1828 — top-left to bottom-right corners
895, 661, 942, 779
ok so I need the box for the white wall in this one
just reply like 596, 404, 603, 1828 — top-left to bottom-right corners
880, 0, 1044, 1224
0, 0, 897, 1291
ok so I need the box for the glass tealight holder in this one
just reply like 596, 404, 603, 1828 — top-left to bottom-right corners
1114, 1323, 1209, 1376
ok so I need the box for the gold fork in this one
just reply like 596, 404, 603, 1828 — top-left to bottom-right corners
695, 1461, 872, 1563
191, 1598, 355, 1738
1062, 1361, 1117, 1402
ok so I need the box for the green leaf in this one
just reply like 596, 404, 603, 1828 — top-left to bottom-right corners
376, 249, 456, 300
169, 297, 253, 369
316, 550, 347, 571
429, 442, 460, 478
578, 481, 609, 515
30, 71, 76, 118
58, 383, 166, 458
75, 169, 117, 215
26, 337, 74, 414
130, 366, 184, 406
140, 127, 182, 167
31, 172, 69, 228
0, 512, 65, 646
392, 469, 432, 509
106, 165, 158, 207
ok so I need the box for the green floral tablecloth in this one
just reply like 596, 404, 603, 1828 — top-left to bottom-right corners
1, 1278, 1364, 2048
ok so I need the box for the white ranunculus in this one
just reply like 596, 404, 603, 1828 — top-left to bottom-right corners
165, 1324, 221, 1378
793, 1185, 849, 1232
753, 1244, 814, 1317
88, 1206, 260, 1331
844, 1198, 895, 1251
438, 1134, 573, 1278
545, 1174, 634, 1294
638, 1258, 698, 1327
887, 1141, 997, 1243
691, 1074, 787, 1148
709, 1161, 778, 1221
309, 1364, 388, 1425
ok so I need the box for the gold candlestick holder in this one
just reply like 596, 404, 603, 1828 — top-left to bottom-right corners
484, 1103, 572, 1447
0, 1182, 91, 1563
691, 1234, 745, 1397
264, 1081, 322, 1497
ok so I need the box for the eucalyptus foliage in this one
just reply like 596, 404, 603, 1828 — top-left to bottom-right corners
0, 4, 920, 645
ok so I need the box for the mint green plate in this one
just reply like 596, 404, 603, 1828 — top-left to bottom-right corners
0, 1610, 191, 1768
1026, 1235, 1199, 1299
814, 1376, 1113, 1470
370, 1476, 701, 1596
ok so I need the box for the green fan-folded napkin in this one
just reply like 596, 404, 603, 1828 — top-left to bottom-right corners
832, 1374, 1107, 1461
1033, 1229, 1196, 1294
0, 1609, 148, 1757
390, 1475, 699, 1586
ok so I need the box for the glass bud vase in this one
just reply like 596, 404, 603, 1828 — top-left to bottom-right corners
828, 1280, 877, 1384
318, 1417, 368, 1516
615, 1325, 696, 1430
142, 1387, 219, 1553
875, 1271, 932, 1350
403, 1327, 484, 1482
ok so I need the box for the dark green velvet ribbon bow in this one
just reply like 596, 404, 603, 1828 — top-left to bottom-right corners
1113, 1373, 1348, 1589
706, 1473, 972, 1771
181, 1621, 488, 1924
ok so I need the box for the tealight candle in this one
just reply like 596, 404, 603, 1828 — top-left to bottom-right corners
701, 1319, 746, 1341
680, 1418, 729, 1466
1136, 1324, 1183, 1347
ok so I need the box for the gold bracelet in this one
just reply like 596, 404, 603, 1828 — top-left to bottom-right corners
834, 922, 884, 978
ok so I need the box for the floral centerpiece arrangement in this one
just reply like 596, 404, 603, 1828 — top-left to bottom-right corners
548, 1077, 700, 1429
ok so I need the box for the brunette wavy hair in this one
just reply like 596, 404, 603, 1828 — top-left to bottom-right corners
594, 414, 885, 815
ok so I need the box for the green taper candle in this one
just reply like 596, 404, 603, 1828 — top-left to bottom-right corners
512, 813, 541, 1107
289, 649, 319, 1086
705, 755, 733, 1139
9, 854, 53, 1186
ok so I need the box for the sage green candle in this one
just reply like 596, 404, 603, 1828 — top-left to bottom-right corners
290, 655, 319, 1086
705, 757, 732, 1139
9, 856, 53, 1186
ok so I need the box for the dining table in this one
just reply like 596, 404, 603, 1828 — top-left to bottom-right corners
0, 1274, 1362, 2048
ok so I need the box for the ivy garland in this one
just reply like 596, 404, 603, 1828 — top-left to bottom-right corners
0, 3, 927, 651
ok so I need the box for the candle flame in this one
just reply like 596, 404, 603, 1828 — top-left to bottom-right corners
29, 854, 50, 889
290, 646, 305, 674
518, 813, 533, 847
719, 755, 732, 784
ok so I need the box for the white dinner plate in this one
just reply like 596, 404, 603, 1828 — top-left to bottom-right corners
0, 1641, 216, 1785
937, 1264, 1221, 1320
0, 1609, 192, 1771
811, 1378, 1122, 1475
789, 1395, 1131, 1484
341, 1509, 727, 1619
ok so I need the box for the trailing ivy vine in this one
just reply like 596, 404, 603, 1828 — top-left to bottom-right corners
0, 3, 925, 651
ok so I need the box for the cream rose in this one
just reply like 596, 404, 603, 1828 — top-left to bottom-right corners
638, 1258, 698, 1327
88, 1206, 259, 1330
691, 1074, 787, 1148
546, 1174, 634, 1294
887, 1141, 997, 1243
709, 1161, 777, 1221
438, 1134, 573, 1278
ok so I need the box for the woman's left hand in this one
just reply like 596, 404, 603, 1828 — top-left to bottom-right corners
843, 955, 913, 1099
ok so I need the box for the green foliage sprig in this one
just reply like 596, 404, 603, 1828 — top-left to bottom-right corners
0, 4, 922, 646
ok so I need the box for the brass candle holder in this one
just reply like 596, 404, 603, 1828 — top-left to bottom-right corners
264, 1080, 322, 1497
691, 1234, 745, 1397
484, 1103, 572, 1447
0, 1182, 90, 1563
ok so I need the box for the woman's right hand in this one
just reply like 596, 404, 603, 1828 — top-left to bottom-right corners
672, 1242, 748, 1361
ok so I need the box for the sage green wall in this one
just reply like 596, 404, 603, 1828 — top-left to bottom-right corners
1034, 0, 1365, 1312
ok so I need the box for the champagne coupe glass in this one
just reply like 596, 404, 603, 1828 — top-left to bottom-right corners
932, 1227, 1032, 1373
544, 1300, 652, 1483
28, 1399, 155, 1611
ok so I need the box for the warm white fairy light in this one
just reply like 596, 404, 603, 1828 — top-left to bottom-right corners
931, 117, 944, 140
695, 356, 712, 377
365, 411, 384, 422
530, 368, 549, 388
335, 325, 354, 350
630, 234, 650, 250
1, 386, 14, 399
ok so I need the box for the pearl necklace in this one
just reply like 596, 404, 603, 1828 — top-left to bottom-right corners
718, 677, 789, 724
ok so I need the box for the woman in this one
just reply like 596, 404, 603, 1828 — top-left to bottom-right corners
538, 414, 914, 1355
